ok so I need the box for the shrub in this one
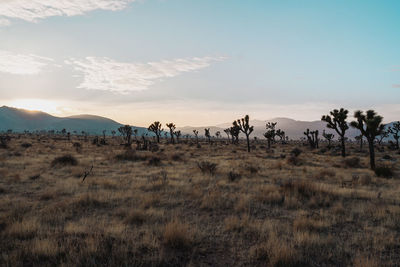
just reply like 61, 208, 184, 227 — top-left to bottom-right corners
228, 171, 241, 182
197, 161, 217, 175
51, 154, 78, 167
291, 148, 302, 157
163, 221, 193, 250
124, 210, 147, 225
21, 143, 32, 148
287, 155, 301, 166
375, 166, 394, 178
344, 157, 360, 168
115, 151, 145, 162
148, 156, 161, 166
171, 153, 183, 161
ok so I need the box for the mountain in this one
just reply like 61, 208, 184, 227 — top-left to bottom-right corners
0, 106, 148, 135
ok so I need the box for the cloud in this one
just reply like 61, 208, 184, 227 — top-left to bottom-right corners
0, 50, 52, 75
66, 56, 226, 93
0, 0, 134, 25
392, 84, 400, 88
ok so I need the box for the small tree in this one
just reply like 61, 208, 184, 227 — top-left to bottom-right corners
111, 130, 116, 138
350, 110, 385, 170
234, 115, 254, 152
304, 129, 319, 149
166, 123, 176, 144
133, 129, 138, 141
355, 134, 363, 150
175, 130, 182, 143
322, 130, 334, 149
224, 128, 231, 140
148, 121, 163, 143
204, 128, 211, 143
193, 130, 199, 144
118, 125, 133, 145
388, 121, 400, 149
264, 122, 277, 149
276, 129, 285, 142
376, 129, 389, 146
230, 125, 240, 144
321, 108, 349, 157
215, 131, 221, 139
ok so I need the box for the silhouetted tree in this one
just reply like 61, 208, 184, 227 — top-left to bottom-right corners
230, 125, 240, 144
304, 129, 319, 148
204, 128, 211, 143
321, 108, 349, 157
215, 131, 221, 139
322, 130, 334, 149
388, 121, 400, 149
376, 129, 389, 146
111, 130, 116, 138
355, 134, 363, 150
118, 125, 133, 145
148, 121, 163, 143
224, 128, 231, 140
276, 129, 285, 142
350, 110, 385, 170
166, 123, 176, 144
234, 115, 254, 152
133, 129, 138, 141
175, 130, 182, 143
264, 122, 277, 149
193, 130, 199, 144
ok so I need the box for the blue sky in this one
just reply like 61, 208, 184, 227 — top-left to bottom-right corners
0, 0, 399, 126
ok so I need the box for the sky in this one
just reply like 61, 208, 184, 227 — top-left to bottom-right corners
0, 0, 399, 126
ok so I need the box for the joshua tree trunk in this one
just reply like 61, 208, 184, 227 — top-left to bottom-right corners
246, 134, 250, 152
360, 138, 363, 150
340, 136, 345, 157
367, 137, 376, 170
267, 139, 271, 149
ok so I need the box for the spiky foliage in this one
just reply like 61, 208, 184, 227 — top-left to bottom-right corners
230, 125, 240, 144
321, 108, 349, 157
118, 125, 133, 145
204, 128, 211, 143
322, 130, 334, 149
304, 129, 319, 149
174, 130, 182, 143
234, 115, 254, 152
376, 129, 389, 146
148, 121, 163, 143
276, 129, 285, 141
193, 130, 199, 144
264, 122, 277, 149
350, 110, 385, 170
388, 121, 400, 149
166, 123, 176, 144
224, 128, 230, 140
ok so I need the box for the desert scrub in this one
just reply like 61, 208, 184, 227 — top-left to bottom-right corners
51, 154, 78, 167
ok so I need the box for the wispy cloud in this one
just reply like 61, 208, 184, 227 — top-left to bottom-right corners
0, 0, 134, 25
0, 50, 52, 75
66, 56, 226, 93
392, 84, 400, 88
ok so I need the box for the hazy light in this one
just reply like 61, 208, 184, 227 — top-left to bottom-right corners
7, 99, 62, 115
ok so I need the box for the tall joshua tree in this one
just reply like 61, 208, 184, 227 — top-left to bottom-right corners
193, 130, 199, 144
321, 108, 349, 157
204, 128, 211, 143
264, 122, 277, 149
322, 130, 334, 149
388, 121, 400, 149
148, 121, 163, 143
166, 123, 176, 144
118, 125, 133, 145
350, 110, 385, 170
234, 115, 254, 152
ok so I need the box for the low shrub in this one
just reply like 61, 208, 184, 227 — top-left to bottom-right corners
197, 161, 217, 175
51, 154, 78, 167
228, 171, 241, 182
291, 148, 302, 157
115, 151, 145, 162
21, 143, 32, 148
375, 166, 394, 178
148, 156, 162, 166
344, 157, 360, 168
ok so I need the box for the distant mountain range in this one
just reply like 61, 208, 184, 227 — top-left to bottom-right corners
0, 106, 397, 140
0, 106, 148, 136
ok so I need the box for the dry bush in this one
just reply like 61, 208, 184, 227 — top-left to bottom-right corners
343, 157, 361, 168
223, 215, 250, 233
163, 221, 194, 250
374, 166, 394, 178
21, 143, 32, 148
228, 171, 241, 182
197, 161, 217, 175
313, 169, 336, 179
286, 155, 301, 166
148, 156, 162, 166
115, 150, 146, 161
256, 185, 284, 205
51, 154, 78, 167
124, 209, 147, 225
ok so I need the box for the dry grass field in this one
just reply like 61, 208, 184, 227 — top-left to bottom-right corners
0, 135, 399, 266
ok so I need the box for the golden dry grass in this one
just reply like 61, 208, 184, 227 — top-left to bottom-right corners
0, 134, 399, 266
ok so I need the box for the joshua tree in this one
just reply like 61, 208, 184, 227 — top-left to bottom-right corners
276, 129, 285, 142
224, 128, 231, 140
174, 130, 182, 143
193, 130, 199, 144
355, 134, 364, 150
148, 121, 163, 143
133, 129, 138, 141
350, 110, 385, 170
166, 123, 176, 144
264, 122, 277, 149
388, 121, 400, 149
376, 129, 389, 146
111, 130, 116, 138
304, 129, 319, 148
230, 125, 240, 144
215, 131, 221, 139
204, 128, 211, 143
322, 130, 334, 149
234, 115, 254, 152
118, 125, 133, 145
321, 108, 349, 157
